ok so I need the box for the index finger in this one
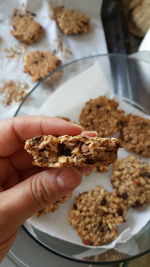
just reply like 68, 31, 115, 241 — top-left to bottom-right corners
0, 116, 82, 156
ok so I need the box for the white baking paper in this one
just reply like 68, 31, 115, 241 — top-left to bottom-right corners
0, 0, 107, 120
25, 61, 150, 250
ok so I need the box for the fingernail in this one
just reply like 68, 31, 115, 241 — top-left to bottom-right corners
57, 168, 82, 189
70, 122, 83, 130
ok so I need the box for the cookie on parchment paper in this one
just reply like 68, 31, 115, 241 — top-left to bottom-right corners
111, 156, 150, 208
53, 6, 90, 35
24, 51, 61, 81
11, 9, 43, 45
120, 114, 150, 157
69, 186, 127, 246
80, 96, 125, 137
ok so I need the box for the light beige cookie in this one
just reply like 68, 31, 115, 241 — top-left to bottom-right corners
111, 156, 150, 208
24, 51, 61, 81
80, 96, 125, 137
128, 0, 143, 10
11, 9, 43, 44
24, 135, 120, 168
130, 0, 150, 37
36, 194, 72, 217
120, 114, 150, 157
53, 6, 90, 35
69, 186, 127, 246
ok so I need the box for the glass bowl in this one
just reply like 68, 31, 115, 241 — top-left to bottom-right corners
14, 54, 150, 265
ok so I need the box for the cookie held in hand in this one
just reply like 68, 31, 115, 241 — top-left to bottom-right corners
25, 135, 120, 168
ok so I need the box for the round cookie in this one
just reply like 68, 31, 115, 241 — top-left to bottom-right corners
120, 114, 150, 157
24, 51, 61, 81
11, 9, 43, 45
80, 96, 125, 137
53, 6, 90, 35
69, 186, 127, 246
111, 156, 150, 208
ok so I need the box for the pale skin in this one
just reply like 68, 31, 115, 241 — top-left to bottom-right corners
0, 116, 96, 262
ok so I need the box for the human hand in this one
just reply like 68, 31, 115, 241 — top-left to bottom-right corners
0, 116, 84, 262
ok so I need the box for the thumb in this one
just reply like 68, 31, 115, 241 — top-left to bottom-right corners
0, 167, 81, 233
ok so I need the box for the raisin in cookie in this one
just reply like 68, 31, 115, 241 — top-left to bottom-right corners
69, 186, 127, 246
36, 194, 72, 217
111, 156, 150, 208
25, 135, 120, 168
120, 114, 150, 157
80, 96, 125, 137
11, 9, 43, 44
24, 51, 61, 81
53, 6, 90, 34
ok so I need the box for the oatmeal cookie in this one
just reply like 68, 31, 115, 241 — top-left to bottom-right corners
131, 0, 150, 37
36, 194, 71, 217
69, 186, 127, 246
80, 96, 125, 137
11, 9, 43, 44
120, 114, 150, 157
111, 156, 150, 208
53, 6, 90, 35
24, 51, 61, 81
24, 135, 120, 168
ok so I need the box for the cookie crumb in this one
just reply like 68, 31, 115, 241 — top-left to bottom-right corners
0, 80, 29, 105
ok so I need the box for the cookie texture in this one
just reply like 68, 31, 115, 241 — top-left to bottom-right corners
69, 186, 127, 246
24, 51, 61, 81
53, 6, 90, 34
80, 96, 125, 137
111, 156, 150, 208
120, 114, 150, 157
36, 194, 71, 217
11, 9, 43, 44
25, 135, 120, 168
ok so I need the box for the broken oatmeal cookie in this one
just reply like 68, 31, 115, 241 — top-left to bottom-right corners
24, 51, 61, 81
53, 6, 90, 34
111, 156, 150, 208
25, 135, 120, 168
69, 186, 127, 246
80, 96, 125, 137
36, 194, 72, 217
11, 9, 43, 45
120, 114, 150, 157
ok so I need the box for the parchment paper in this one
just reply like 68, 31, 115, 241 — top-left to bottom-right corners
25, 61, 150, 249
